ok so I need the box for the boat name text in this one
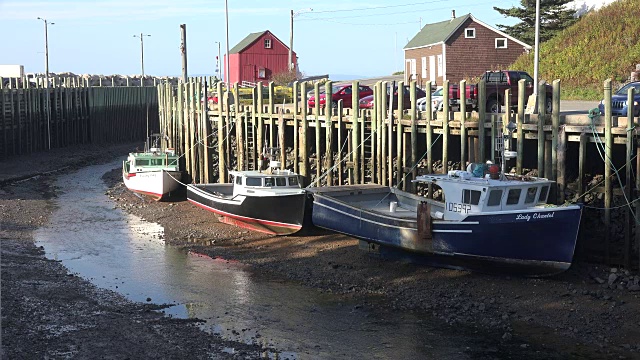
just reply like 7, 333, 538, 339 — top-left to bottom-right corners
515, 212, 555, 221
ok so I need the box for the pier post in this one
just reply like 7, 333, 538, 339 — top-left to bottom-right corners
397, 81, 405, 187
537, 81, 546, 178
442, 80, 449, 174
351, 81, 360, 185
410, 80, 417, 189
460, 79, 467, 170
604, 78, 612, 263
300, 82, 309, 185
325, 81, 333, 185
293, 81, 299, 174
517, 79, 525, 175
478, 80, 486, 162
625, 86, 635, 268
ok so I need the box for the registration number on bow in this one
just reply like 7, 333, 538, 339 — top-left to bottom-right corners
447, 202, 471, 214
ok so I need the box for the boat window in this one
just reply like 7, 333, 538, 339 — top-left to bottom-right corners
246, 177, 262, 186
538, 185, 549, 203
524, 187, 538, 203
136, 159, 149, 166
150, 158, 164, 166
462, 189, 481, 205
506, 189, 522, 205
289, 176, 299, 186
487, 189, 503, 206
235, 176, 242, 185
168, 158, 179, 166
276, 177, 287, 186
264, 178, 275, 187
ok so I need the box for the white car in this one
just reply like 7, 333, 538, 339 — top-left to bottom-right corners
417, 86, 444, 115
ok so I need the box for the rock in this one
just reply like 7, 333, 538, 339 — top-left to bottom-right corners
502, 332, 512, 341
608, 273, 619, 286
611, 268, 618, 273
629, 285, 640, 292
594, 277, 606, 284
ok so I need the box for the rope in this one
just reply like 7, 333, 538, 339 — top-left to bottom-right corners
576, 108, 640, 224
306, 124, 378, 188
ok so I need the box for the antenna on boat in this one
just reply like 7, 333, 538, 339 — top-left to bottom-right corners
501, 121, 518, 179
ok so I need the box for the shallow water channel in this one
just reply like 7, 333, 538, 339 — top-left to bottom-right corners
34, 161, 578, 359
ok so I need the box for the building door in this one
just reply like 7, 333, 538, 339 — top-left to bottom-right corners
429, 56, 436, 84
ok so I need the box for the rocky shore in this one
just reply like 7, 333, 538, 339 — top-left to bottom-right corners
2, 144, 640, 359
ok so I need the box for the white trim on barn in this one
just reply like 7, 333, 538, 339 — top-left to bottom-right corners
403, 41, 445, 51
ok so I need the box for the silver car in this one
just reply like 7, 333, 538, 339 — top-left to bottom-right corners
417, 86, 443, 115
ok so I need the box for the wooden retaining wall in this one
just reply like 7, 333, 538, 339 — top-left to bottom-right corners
158, 77, 640, 270
0, 77, 158, 158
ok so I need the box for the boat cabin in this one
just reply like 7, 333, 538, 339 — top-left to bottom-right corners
230, 169, 303, 197
416, 170, 552, 221
127, 148, 180, 173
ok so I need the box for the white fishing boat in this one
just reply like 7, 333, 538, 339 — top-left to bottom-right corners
122, 134, 183, 201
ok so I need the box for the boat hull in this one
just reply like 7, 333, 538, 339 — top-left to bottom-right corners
186, 184, 306, 236
310, 185, 582, 276
122, 165, 182, 201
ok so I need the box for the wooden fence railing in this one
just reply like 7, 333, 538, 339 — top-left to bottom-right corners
0, 78, 158, 158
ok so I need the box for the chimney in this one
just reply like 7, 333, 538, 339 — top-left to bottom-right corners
451, 10, 456, 20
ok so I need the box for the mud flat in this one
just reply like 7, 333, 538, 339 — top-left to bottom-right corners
1, 143, 639, 359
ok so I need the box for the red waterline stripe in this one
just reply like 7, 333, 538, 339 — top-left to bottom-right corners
188, 199, 301, 230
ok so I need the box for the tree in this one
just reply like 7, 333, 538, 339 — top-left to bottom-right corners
493, 0, 579, 45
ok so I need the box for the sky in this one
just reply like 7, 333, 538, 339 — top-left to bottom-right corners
0, 0, 616, 79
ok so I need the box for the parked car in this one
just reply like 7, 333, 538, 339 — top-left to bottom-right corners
417, 86, 444, 115
357, 85, 426, 109
598, 81, 640, 117
308, 84, 373, 108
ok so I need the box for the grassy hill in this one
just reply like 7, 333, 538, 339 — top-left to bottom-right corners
510, 0, 640, 100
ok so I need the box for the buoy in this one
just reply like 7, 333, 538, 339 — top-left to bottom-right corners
488, 165, 500, 179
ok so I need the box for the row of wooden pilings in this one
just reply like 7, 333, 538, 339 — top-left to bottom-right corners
0, 77, 159, 158
158, 77, 639, 269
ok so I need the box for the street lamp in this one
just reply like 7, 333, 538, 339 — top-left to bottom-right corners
214, 41, 222, 80
133, 33, 151, 87
290, 8, 312, 72
37, 16, 53, 149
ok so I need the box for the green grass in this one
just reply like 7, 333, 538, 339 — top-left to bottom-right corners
510, 0, 640, 100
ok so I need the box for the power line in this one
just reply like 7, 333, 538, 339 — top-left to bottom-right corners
309, 0, 449, 14
299, 1, 500, 22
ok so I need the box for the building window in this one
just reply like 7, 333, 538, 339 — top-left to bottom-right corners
264, 39, 272, 49
465, 28, 476, 38
421, 57, 427, 79
437, 55, 443, 77
258, 68, 266, 79
495, 38, 507, 49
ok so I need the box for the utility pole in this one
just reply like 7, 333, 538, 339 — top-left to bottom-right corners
133, 33, 150, 87
37, 16, 53, 149
180, 24, 188, 83
225, 0, 230, 86
214, 41, 221, 80
290, 8, 312, 73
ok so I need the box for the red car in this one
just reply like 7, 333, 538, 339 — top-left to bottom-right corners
307, 84, 373, 108
358, 85, 426, 109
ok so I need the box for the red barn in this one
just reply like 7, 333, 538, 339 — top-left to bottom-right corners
224, 30, 296, 85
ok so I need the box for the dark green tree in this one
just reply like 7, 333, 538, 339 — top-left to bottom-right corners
493, 0, 579, 45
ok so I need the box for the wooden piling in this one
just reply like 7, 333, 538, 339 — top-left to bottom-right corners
442, 80, 449, 174
351, 81, 360, 185
517, 80, 525, 174
300, 82, 309, 184
216, 81, 226, 183
410, 80, 417, 188
292, 81, 299, 174
604, 78, 612, 263
338, 99, 344, 185
315, 82, 321, 183
397, 80, 405, 187
478, 80, 486, 162
537, 81, 546, 178
460, 79, 467, 169
625, 87, 635, 268
325, 81, 333, 185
